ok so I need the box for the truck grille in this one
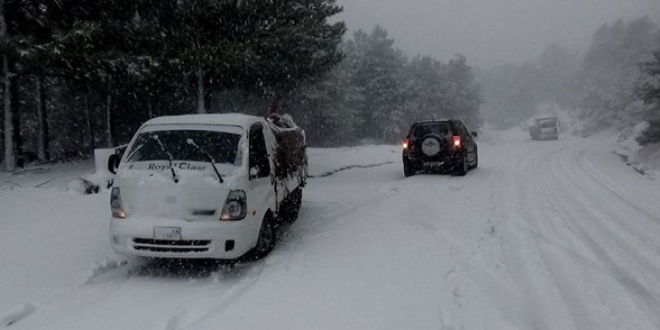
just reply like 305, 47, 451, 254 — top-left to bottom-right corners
132, 238, 211, 253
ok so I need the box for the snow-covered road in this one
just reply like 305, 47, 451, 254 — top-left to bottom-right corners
2, 131, 660, 330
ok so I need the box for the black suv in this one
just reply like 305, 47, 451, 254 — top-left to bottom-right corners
402, 119, 478, 177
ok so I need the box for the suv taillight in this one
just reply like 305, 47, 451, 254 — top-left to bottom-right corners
452, 136, 461, 149
402, 138, 410, 150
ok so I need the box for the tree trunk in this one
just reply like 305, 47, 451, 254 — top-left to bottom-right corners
105, 93, 113, 147
85, 95, 95, 153
36, 75, 49, 161
196, 64, 206, 114
11, 74, 20, 167
2, 55, 12, 171
204, 89, 213, 113
147, 97, 153, 118
1, 0, 15, 171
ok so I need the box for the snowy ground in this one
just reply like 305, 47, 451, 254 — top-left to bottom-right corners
2, 130, 660, 330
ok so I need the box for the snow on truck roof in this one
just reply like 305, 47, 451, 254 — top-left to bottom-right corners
143, 113, 264, 129
142, 113, 301, 131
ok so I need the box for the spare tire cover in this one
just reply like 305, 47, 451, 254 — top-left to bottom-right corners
421, 136, 442, 156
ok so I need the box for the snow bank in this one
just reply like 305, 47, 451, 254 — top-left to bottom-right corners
611, 121, 660, 178
0, 187, 115, 312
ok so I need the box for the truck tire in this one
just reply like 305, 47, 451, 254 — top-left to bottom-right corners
421, 135, 443, 157
243, 212, 277, 261
280, 188, 302, 224
290, 188, 302, 221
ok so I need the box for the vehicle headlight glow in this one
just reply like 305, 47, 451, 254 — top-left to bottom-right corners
220, 190, 247, 221
111, 187, 126, 219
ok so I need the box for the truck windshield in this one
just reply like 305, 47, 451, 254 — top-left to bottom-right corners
126, 130, 241, 165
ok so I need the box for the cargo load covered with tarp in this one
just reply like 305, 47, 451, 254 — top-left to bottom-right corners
266, 114, 307, 183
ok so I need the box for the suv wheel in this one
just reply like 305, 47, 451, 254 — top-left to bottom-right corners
470, 150, 478, 169
453, 154, 468, 176
404, 161, 416, 177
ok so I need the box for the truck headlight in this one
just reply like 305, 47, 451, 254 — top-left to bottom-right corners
220, 190, 247, 221
111, 187, 126, 219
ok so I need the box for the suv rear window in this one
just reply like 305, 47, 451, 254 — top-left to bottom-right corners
412, 123, 451, 137
539, 120, 557, 129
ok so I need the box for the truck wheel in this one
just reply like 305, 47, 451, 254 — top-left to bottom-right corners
281, 188, 302, 224
244, 213, 277, 261
291, 188, 302, 220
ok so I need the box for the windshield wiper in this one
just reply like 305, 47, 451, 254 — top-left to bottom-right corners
125, 144, 144, 163
186, 138, 224, 184
151, 135, 179, 183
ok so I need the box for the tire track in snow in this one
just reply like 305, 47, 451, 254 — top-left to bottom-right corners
498, 142, 580, 330
532, 146, 605, 330
512, 140, 660, 330
542, 146, 660, 328
163, 262, 266, 330
576, 149, 660, 246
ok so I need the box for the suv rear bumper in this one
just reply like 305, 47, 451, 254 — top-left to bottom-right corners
403, 150, 464, 168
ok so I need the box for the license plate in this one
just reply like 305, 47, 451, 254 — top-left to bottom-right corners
154, 227, 182, 240
425, 161, 444, 167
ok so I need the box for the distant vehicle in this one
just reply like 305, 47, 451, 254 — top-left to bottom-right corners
109, 113, 307, 261
402, 119, 478, 177
529, 117, 559, 140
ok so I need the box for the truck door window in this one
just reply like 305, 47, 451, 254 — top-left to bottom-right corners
249, 126, 270, 178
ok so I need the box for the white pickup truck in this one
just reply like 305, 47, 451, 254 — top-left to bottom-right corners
108, 113, 307, 261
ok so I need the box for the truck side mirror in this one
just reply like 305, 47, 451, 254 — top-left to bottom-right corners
249, 167, 260, 179
107, 154, 120, 174
471, 131, 478, 138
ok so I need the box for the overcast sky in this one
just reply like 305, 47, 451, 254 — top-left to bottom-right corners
336, 0, 660, 68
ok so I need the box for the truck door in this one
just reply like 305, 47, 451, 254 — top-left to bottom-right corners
248, 124, 276, 216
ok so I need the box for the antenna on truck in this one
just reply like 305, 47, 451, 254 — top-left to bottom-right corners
267, 93, 280, 118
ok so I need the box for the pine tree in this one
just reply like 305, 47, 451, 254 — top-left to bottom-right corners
578, 18, 658, 127
344, 26, 407, 142
636, 49, 660, 145
0, 0, 11, 170
146, 0, 345, 114
442, 55, 481, 128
